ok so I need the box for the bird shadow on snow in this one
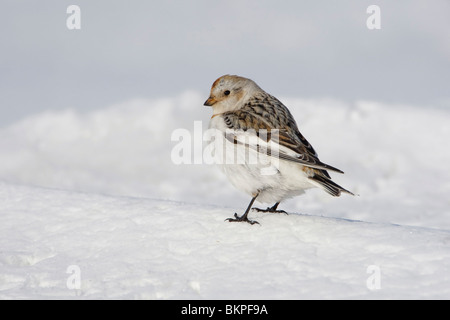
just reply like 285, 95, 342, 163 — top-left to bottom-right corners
195, 198, 450, 237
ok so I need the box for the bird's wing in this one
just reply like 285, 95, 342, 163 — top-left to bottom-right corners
221, 100, 344, 174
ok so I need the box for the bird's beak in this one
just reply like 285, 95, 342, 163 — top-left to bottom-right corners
204, 97, 217, 106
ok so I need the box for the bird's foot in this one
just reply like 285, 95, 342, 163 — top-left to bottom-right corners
225, 213, 260, 225
252, 207, 288, 215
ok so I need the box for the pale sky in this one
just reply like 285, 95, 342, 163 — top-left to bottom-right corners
1, 0, 449, 126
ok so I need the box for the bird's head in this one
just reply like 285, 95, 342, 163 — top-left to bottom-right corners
204, 75, 261, 114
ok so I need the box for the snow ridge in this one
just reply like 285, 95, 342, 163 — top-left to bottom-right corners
1, 93, 449, 299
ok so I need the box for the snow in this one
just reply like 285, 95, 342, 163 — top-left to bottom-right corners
1, 92, 450, 299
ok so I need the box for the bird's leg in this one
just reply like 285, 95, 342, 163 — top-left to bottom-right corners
226, 194, 260, 225
252, 202, 288, 215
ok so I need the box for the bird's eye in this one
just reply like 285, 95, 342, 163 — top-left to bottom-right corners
224, 90, 230, 96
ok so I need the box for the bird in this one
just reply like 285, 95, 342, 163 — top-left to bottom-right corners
204, 75, 353, 225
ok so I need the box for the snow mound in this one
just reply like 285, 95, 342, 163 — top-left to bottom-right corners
1, 182, 449, 299
1, 92, 450, 299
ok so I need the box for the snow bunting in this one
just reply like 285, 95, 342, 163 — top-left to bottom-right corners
204, 75, 353, 224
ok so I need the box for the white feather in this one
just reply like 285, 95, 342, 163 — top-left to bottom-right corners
209, 116, 316, 204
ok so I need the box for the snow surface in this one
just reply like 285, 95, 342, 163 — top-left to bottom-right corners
1, 92, 450, 299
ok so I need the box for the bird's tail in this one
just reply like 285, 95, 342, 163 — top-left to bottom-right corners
308, 174, 354, 197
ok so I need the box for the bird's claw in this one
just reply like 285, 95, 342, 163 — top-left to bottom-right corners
225, 213, 260, 225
